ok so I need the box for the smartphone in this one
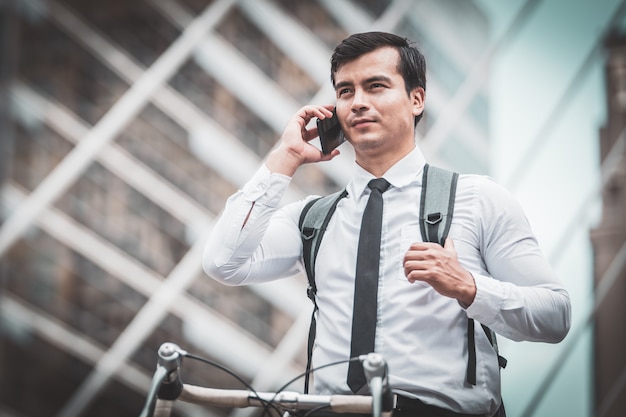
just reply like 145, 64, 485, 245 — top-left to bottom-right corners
316, 109, 345, 154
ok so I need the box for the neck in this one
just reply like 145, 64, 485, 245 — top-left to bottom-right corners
356, 142, 415, 178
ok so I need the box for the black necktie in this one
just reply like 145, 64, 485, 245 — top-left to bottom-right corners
347, 177, 391, 393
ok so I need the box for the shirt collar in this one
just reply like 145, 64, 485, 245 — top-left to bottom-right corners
349, 147, 427, 198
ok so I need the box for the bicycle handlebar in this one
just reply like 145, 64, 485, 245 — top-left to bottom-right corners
141, 342, 394, 417
157, 385, 374, 413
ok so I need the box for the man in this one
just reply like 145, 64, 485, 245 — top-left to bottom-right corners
203, 32, 571, 417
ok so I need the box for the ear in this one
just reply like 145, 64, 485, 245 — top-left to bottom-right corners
411, 87, 425, 117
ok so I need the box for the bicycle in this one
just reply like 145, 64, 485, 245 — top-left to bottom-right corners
139, 342, 395, 417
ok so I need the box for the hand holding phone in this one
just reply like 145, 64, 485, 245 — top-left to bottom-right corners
316, 108, 345, 154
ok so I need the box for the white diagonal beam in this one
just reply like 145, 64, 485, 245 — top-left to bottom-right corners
237, 0, 330, 85
1, 168, 305, 414
11, 83, 209, 228
316, 0, 372, 34
10, 38, 312, 413
45, 0, 307, 201
11, 81, 308, 319
55, 235, 206, 417
2, 182, 290, 377
419, 0, 542, 157
502, 0, 626, 192
1, 171, 310, 416
407, 1, 482, 73
0, 295, 218, 417
0, 0, 237, 257
13, 7, 312, 394
148, 0, 354, 184
369, 0, 416, 32
191, 34, 300, 133
228, 308, 312, 417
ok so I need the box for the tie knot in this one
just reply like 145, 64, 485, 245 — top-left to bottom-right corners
368, 178, 390, 193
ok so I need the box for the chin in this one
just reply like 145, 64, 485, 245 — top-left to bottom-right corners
354, 138, 385, 152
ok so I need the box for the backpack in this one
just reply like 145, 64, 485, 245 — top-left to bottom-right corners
298, 164, 507, 394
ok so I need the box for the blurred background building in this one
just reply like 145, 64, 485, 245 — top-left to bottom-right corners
0, 0, 623, 417
590, 31, 626, 417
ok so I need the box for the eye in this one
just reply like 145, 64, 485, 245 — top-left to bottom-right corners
337, 87, 353, 97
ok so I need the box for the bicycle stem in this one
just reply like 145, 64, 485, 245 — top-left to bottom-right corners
156, 342, 186, 401
362, 353, 393, 417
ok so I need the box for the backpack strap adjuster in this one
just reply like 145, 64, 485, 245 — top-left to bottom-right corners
425, 212, 443, 225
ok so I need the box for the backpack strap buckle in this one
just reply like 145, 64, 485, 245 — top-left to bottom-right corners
425, 212, 443, 225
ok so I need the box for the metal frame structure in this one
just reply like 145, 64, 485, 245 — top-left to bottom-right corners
1, 1, 624, 416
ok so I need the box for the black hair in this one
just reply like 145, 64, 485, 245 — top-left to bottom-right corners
330, 32, 426, 124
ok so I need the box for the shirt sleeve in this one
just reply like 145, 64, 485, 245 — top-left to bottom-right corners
464, 177, 571, 343
202, 164, 309, 285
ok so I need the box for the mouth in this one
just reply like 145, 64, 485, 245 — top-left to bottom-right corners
351, 118, 375, 128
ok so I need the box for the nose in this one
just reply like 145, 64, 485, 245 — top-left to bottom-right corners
350, 89, 369, 113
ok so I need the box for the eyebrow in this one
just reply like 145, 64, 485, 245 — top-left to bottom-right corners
334, 75, 393, 91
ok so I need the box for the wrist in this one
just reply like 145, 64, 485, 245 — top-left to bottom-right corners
265, 146, 303, 177
458, 272, 477, 308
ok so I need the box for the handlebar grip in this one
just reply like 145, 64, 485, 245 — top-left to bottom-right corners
153, 399, 174, 417
327, 394, 372, 414
180, 385, 251, 408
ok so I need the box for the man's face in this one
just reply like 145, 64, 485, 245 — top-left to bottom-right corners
333, 47, 424, 162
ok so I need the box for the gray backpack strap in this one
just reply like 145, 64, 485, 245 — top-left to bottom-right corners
420, 164, 477, 383
419, 164, 458, 246
299, 189, 348, 296
299, 189, 347, 393
419, 164, 506, 387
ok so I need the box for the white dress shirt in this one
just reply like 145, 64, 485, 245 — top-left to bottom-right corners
203, 147, 571, 416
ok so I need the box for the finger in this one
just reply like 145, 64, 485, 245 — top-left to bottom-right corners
299, 106, 336, 141
318, 149, 341, 162
409, 241, 438, 251
302, 105, 334, 121
320, 104, 335, 116
291, 106, 324, 129
405, 269, 430, 284
404, 244, 436, 263
403, 260, 430, 280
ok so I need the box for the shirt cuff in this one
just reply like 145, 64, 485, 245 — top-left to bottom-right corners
242, 164, 291, 207
464, 272, 506, 325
